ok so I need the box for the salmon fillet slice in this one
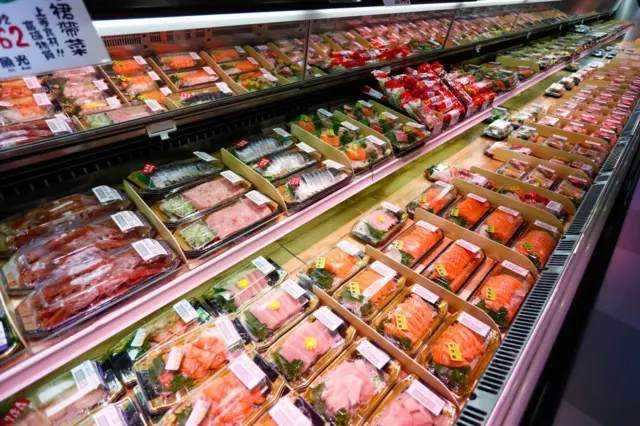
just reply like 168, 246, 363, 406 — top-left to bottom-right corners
514, 229, 555, 268
431, 323, 485, 368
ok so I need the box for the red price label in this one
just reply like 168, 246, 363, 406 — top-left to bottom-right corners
236, 139, 249, 148
0, 25, 30, 49
289, 176, 300, 187
142, 164, 156, 174
257, 157, 270, 168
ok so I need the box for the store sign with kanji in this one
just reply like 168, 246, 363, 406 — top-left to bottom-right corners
0, 0, 110, 78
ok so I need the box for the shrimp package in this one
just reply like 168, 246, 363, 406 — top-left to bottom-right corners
418, 312, 499, 397
202, 256, 287, 315
382, 221, 444, 267
304, 338, 401, 426
475, 205, 525, 245
237, 279, 319, 350
134, 316, 250, 414
513, 220, 560, 269
443, 193, 492, 230
298, 240, 369, 294
471, 260, 535, 328
424, 239, 485, 293
156, 353, 286, 426
336, 260, 406, 321
372, 284, 447, 355
351, 202, 408, 247
406, 181, 457, 217
363, 375, 457, 426
265, 306, 356, 391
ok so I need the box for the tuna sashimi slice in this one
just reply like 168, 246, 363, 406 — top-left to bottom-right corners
279, 320, 337, 369
205, 197, 273, 239
181, 177, 246, 210
365, 209, 398, 232
250, 289, 303, 330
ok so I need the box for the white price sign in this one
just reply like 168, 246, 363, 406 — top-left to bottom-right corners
0, 0, 110, 78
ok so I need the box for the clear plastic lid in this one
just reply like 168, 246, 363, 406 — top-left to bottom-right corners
511, 125, 538, 141
570, 142, 607, 166
134, 318, 248, 414
475, 206, 525, 245
424, 239, 486, 293
496, 159, 532, 180
167, 68, 220, 90
298, 240, 369, 294
336, 261, 405, 321
232, 70, 278, 92
0, 118, 74, 151
249, 145, 321, 183
513, 220, 560, 269
0, 95, 60, 126
351, 202, 408, 247
443, 193, 492, 230
542, 134, 568, 151
406, 181, 457, 217
554, 179, 586, 207
16, 239, 179, 336
202, 256, 286, 315
112, 71, 163, 98
238, 279, 318, 350
254, 393, 324, 426
152, 52, 206, 71
522, 165, 558, 189
103, 57, 152, 76
108, 298, 212, 386
230, 130, 296, 164
382, 221, 444, 267
208, 46, 248, 64
339, 135, 392, 171
76, 397, 146, 426
278, 162, 352, 208
471, 260, 534, 328
384, 123, 429, 151
482, 119, 513, 139
424, 163, 475, 185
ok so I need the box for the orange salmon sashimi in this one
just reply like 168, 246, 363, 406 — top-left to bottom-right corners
472, 274, 528, 327
475, 206, 524, 245
161, 54, 197, 70
445, 194, 491, 229
514, 228, 556, 269
299, 241, 367, 292
209, 48, 243, 63
339, 267, 398, 319
112, 59, 147, 75
383, 221, 443, 267
378, 293, 439, 352
406, 181, 457, 216
425, 240, 485, 293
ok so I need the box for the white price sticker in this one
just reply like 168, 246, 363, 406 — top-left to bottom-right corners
92, 186, 123, 204
455, 239, 481, 254
193, 151, 217, 162
132, 239, 169, 262
358, 100, 373, 108
144, 99, 164, 112
273, 127, 291, 137
366, 135, 387, 147
296, 142, 316, 153
313, 306, 344, 332
92, 405, 126, 426
71, 361, 103, 393
221, 170, 243, 185
189, 52, 201, 60
111, 211, 145, 233
317, 108, 333, 117
234, 46, 246, 55
534, 220, 558, 234
245, 190, 271, 206
341, 121, 359, 132
268, 398, 312, 426
381, 202, 401, 214
185, 400, 210, 426
411, 284, 440, 304
501, 260, 530, 278
370, 260, 397, 278
252, 256, 276, 275
260, 68, 279, 83
282, 279, 306, 299
106, 96, 122, 108
497, 206, 521, 217
93, 79, 109, 91
406, 121, 425, 129
166, 348, 184, 371
357, 339, 390, 370
22, 76, 41, 89
215, 316, 242, 347
160, 86, 173, 96
467, 193, 487, 203
0, 325, 6, 350
147, 71, 161, 81
381, 111, 398, 120
203, 66, 216, 76
458, 312, 490, 337
337, 240, 360, 256
407, 380, 446, 416
323, 159, 344, 170
32, 93, 51, 106
216, 82, 233, 94
416, 220, 439, 233
471, 175, 489, 187
134, 56, 147, 65
45, 118, 71, 134
247, 57, 259, 65
131, 328, 148, 348
229, 354, 267, 390
173, 300, 199, 323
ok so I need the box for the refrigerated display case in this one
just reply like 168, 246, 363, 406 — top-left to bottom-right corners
0, 1, 635, 425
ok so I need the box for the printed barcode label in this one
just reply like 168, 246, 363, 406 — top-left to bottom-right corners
552, 134, 568, 142
323, 159, 344, 170
501, 260, 530, 278
282, 279, 306, 299
32, 93, 51, 106
467, 193, 487, 203
134, 56, 147, 65
407, 380, 446, 416
381, 111, 398, 120
111, 211, 145, 233
245, 190, 271, 206
216, 82, 233, 94
381, 201, 401, 213
471, 175, 488, 187
259, 68, 279, 82
193, 151, 217, 162
82, 66, 95, 73
581, 164, 593, 173
71, 361, 103, 392
416, 220, 439, 233
106, 96, 121, 108
131, 328, 147, 347
534, 220, 558, 234
221, 170, 243, 185
247, 57, 258, 64
455, 239, 481, 254
234, 46, 246, 54
370, 260, 397, 278
518, 148, 533, 156
92, 185, 123, 203
166, 348, 184, 370
411, 284, 440, 304
215, 316, 242, 347
0, 324, 6, 348
337, 240, 360, 256
273, 127, 291, 137
45, 118, 70, 134
366, 135, 387, 147
313, 306, 344, 332
252, 256, 276, 275
92, 405, 126, 426
357, 339, 390, 369
174, 300, 199, 323
268, 398, 312, 426
189, 52, 201, 60
365, 87, 384, 99
296, 142, 315, 153
93, 79, 109, 91
255, 44, 269, 51
132, 239, 169, 262
229, 354, 267, 390
341, 121, 359, 131
185, 400, 210, 426
200, 66, 215, 76
145, 71, 160, 82
22, 76, 41, 89
160, 86, 173, 95
358, 100, 373, 108
497, 206, 521, 217
317, 108, 333, 117
144, 99, 164, 112
458, 312, 490, 337
406, 121, 425, 129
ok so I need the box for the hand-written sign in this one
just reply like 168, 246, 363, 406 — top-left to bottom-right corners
0, 0, 110, 78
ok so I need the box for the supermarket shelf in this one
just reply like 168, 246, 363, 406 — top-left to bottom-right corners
0, 25, 627, 401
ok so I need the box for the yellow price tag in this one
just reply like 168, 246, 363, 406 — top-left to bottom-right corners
393, 240, 404, 250
435, 263, 448, 277
486, 287, 497, 301
348, 282, 361, 296
487, 223, 495, 234
269, 300, 281, 310
315, 257, 326, 269
447, 342, 463, 362
237, 279, 249, 289
304, 337, 317, 350
377, 215, 386, 223
450, 207, 459, 217
419, 195, 427, 204
395, 313, 409, 330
